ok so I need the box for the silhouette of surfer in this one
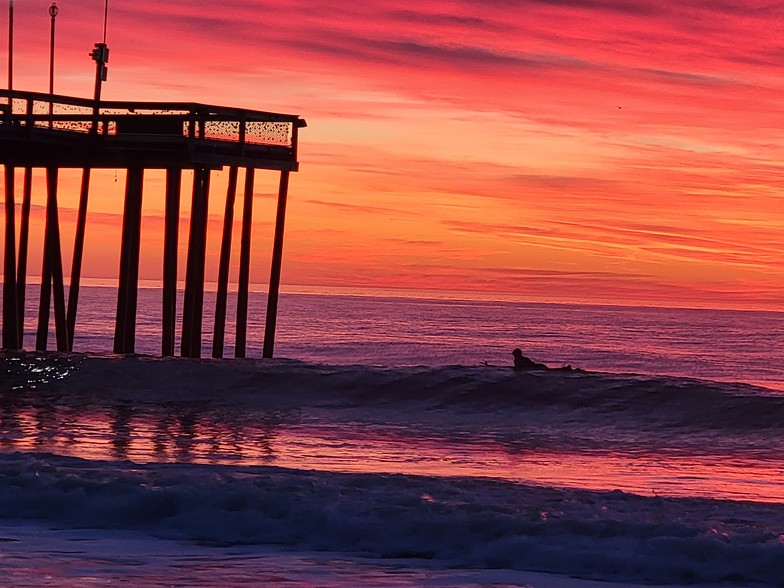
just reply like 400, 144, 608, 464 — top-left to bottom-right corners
512, 348, 547, 370
512, 348, 576, 371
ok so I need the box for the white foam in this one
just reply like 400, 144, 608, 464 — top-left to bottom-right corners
1, 452, 783, 586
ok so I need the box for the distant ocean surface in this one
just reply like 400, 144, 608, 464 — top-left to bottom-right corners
18, 284, 784, 390
2, 285, 784, 587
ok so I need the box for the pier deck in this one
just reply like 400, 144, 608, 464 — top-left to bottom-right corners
0, 89, 304, 170
1, 89, 306, 359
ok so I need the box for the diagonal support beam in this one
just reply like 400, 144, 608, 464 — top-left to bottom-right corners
66, 168, 91, 351
212, 166, 238, 359
235, 168, 255, 358
36, 167, 68, 351
262, 170, 290, 359
15, 167, 32, 346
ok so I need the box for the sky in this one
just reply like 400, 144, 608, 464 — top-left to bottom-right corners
2, 0, 784, 310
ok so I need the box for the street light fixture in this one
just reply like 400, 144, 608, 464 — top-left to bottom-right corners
90, 0, 109, 131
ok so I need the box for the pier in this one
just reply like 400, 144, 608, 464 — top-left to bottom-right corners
1, 88, 306, 359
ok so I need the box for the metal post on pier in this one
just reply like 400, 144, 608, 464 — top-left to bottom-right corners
262, 170, 290, 359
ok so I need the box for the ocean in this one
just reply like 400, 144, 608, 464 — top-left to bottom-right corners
1, 285, 784, 587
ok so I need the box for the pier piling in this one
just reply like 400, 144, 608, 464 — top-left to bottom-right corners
113, 167, 144, 354
212, 166, 238, 359
162, 168, 181, 357
181, 168, 211, 358
2, 165, 18, 349
41, 166, 68, 352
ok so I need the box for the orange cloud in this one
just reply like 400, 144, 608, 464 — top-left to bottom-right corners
2, 0, 783, 310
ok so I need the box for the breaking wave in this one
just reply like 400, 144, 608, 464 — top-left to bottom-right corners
2, 452, 784, 586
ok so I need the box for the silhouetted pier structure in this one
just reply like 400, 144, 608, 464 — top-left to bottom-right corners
1, 89, 306, 358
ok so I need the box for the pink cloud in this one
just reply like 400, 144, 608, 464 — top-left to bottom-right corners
3, 0, 784, 309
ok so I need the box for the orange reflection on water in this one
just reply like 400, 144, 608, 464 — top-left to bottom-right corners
2, 402, 782, 505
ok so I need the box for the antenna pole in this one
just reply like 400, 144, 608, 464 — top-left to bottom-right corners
102, 0, 108, 43
8, 1, 13, 101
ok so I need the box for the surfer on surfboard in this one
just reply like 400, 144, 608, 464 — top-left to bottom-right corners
512, 348, 577, 371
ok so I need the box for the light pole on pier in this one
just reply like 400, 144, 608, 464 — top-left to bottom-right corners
90, 0, 109, 129
7, 0, 13, 108
48, 3, 58, 123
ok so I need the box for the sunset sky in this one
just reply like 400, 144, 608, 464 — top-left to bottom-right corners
3, 0, 784, 310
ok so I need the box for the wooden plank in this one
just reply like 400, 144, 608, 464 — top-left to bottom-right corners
115, 116, 184, 135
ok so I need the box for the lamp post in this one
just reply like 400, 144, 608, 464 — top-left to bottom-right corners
90, 0, 109, 131
48, 3, 58, 124
7, 0, 13, 118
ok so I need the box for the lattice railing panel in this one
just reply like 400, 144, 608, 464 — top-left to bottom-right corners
202, 120, 240, 142
245, 121, 291, 146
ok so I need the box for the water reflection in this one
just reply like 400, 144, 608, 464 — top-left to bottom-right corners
111, 405, 134, 459
0, 385, 295, 466
34, 401, 59, 449
0, 391, 23, 449
3, 355, 784, 504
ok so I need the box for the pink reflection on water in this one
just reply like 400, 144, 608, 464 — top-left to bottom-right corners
2, 403, 782, 505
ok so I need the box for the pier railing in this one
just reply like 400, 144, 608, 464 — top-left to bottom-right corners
0, 89, 305, 170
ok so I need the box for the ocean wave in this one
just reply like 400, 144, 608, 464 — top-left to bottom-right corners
2, 352, 782, 432
2, 351, 784, 486
2, 451, 784, 585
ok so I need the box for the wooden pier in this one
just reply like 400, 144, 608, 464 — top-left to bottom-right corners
1, 89, 306, 358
